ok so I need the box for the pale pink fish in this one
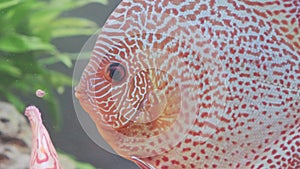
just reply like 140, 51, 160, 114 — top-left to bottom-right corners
25, 106, 62, 169
74, 0, 300, 169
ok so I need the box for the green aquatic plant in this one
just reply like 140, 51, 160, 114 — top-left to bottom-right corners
0, 0, 107, 127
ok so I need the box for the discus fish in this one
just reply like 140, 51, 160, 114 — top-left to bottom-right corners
25, 106, 62, 169
75, 0, 300, 168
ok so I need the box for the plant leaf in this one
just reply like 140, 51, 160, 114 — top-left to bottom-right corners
52, 0, 108, 10
0, 60, 22, 77
0, 34, 55, 53
54, 53, 73, 68
49, 70, 73, 88
0, 0, 108, 127
51, 17, 98, 38
0, 0, 21, 10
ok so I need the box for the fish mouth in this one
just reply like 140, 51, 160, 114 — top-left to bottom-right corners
74, 80, 85, 103
74, 78, 94, 117
74, 85, 83, 101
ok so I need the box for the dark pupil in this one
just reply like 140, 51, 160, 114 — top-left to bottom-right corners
108, 63, 125, 82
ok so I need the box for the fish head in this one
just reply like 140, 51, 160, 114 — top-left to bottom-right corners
74, 4, 206, 158
75, 28, 180, 129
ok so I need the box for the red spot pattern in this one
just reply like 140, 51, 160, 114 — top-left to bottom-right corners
76, 0, 300, 168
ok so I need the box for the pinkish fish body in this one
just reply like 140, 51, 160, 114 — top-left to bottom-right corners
25, 106, 62, 169
74, 0, 300, 169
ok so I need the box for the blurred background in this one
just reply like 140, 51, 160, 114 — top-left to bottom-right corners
0, 0, 140, 168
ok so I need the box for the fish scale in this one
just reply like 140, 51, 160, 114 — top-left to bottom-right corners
74, 0, 300, 169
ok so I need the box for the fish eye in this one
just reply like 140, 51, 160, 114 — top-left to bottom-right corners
105, 63, 126, 82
